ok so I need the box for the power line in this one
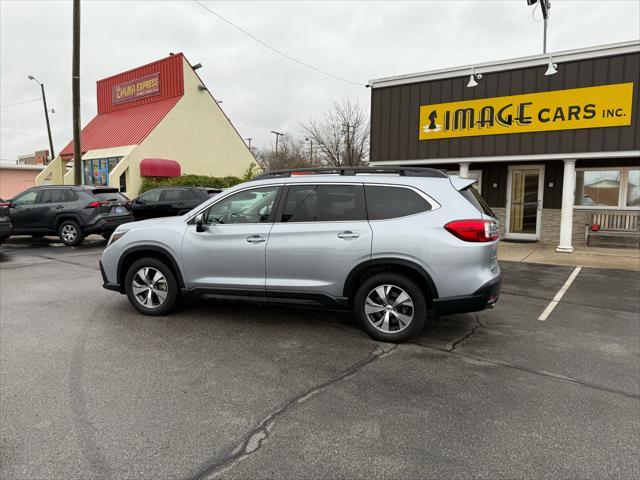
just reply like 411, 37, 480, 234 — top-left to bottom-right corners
0, 128, 47, 138
0, 97, 41, 109
192, 0, 364, 87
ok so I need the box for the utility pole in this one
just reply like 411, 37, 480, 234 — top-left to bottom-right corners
27, 75, 55, 161
72, 0, 82, 185
270, 130, 283, 157
305, 137, 314, 167
342, 123, 354, 166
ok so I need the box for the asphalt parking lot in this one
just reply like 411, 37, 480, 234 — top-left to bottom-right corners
1, 236, 638, 479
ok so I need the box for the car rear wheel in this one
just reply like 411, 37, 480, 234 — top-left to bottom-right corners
353, 273, 427, 342
58, 220, 84, 246
125, 258, 178, 315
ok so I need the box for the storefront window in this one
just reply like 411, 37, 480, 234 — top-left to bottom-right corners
83, 157, 122, 186
574, 170, 620, 207
627, 170, 640, 207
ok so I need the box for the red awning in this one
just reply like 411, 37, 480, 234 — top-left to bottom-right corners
140, 158, 181, 177
59, 97, 180, 158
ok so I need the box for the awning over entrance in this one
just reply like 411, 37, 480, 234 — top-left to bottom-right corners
140, 158, 181, 177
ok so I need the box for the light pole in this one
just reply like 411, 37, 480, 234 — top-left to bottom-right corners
271, 130, 283, 157
27, 75, 55, 161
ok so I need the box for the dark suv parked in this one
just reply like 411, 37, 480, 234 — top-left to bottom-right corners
130, 187, 220, 221
6, 185, 133, 246
0, 199, 12, 246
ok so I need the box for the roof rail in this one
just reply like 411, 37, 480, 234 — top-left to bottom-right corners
252, 166, 447, 180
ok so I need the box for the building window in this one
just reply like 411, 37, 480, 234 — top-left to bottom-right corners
575, 167, 639, 209
83, 156, 122, 186
626, 169, 639, 207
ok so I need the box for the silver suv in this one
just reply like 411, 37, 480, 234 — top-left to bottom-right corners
99, 167, 501, 342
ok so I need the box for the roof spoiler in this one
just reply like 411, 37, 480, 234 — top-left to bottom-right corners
449, 175, 477, 191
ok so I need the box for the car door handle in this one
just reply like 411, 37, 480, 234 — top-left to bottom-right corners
246, 235, 266, 244
337, 231, 359, 239
55, 205, 64, 210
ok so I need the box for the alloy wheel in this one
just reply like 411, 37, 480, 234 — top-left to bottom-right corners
61, 224, 77, 243
131, 267, 169, 309
364, 284, 414, 333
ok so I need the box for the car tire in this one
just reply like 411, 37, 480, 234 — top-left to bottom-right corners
353, 273, 427, 342
58, 220, 84, 247
125, 258, 178, 316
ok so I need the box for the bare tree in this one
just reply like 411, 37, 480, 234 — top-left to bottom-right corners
301, 99, 369, 167
256, 134, 311, 171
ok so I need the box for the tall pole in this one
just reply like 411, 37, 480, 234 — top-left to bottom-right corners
28, 76, 55, 161
72, 0, 82, 185
271, 130, 283, 157
40, 84, 55, 161
342, 123, 354, 166
543, 15, 548, 54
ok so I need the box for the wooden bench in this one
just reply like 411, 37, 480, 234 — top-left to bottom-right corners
585, 211, 640, 247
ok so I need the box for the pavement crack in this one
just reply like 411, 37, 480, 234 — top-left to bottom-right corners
190, 343, 398, 480
447, 313, 482, 352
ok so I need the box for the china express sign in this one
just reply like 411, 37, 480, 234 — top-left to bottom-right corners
112, 73, 160, 105
419, 83, 633, 140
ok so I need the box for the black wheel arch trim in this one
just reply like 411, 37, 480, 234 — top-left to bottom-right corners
117, 245, 186, 293
343, 258, 439, 299
54, 214, 84, 230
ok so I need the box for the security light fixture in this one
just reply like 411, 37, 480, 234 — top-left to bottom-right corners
544, 55, 558, 76
192, 63, 203, 70
198, 84, 208, 91
466, 68, 482, 88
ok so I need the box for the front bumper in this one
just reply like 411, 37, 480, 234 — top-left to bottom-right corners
84, 214, 134, 234
100, 260, 121, 292
432, 274, 502, 316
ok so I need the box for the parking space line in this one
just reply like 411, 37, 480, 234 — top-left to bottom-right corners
538, 266, 582, 321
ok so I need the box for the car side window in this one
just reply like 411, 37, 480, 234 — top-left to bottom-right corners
39, 189, 63, 203
12, 190, 38, 205
161, 189, 184, 202
138, 189, 162, 202
204, 186, 280, 224
364, 185, 431, 220
281, 184, 366, 222
61, 190, 78, 202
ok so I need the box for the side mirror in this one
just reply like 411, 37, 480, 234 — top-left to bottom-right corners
195, 213, 205, 232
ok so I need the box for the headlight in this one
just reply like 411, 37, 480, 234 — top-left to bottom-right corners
107, 230, 127, 246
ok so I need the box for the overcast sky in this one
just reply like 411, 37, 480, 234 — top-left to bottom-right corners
1, 0, 639, 162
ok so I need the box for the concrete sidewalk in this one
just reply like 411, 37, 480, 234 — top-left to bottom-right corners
498, 241, 640, 271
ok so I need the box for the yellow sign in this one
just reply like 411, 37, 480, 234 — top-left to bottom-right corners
418, 83, 634, 140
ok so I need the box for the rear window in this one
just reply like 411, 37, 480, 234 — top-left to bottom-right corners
460, 186, 495, 217
94, 192, 129, 203
364, 185, 431, 220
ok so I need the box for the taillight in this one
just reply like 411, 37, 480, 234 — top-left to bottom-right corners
0, 202, 10, 208
87, 201, 109, 208
445, 219, 499, 242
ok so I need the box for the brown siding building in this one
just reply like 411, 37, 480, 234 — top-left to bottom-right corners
369, 41, 639, 250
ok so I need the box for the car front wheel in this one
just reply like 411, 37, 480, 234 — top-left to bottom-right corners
58, 220, 84, 246
125, 258, 178, 315
354, 273, 427, 342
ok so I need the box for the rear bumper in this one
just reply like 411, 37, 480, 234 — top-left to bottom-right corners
100, 260, 121, 292
84, 214, 134, 234
432, 274, 501, 316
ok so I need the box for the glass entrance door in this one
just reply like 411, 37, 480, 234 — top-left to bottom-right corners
506, 166, 544, 240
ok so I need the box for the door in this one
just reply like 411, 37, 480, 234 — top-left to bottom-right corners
9, 189, 41, 231
158, 189, 187, 216
181, 185, 281, 292
266, 184, 372, 300
506, 165, 544, 240
132, 189, 162, 220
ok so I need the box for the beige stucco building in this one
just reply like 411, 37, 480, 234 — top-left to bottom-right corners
37, 53, 258, 197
